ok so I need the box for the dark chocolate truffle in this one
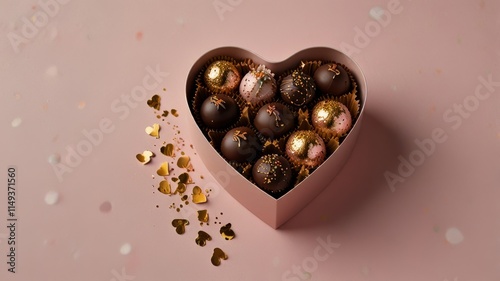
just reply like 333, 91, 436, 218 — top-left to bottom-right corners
285, 130, 326, 168
200, 94, 239, 129
204, 60, 241, 93
252, 154, 292, 192
254, 103, 295, 139
313, 63, 351, 96
221, 127, 261, 163
279, 70, 316, 106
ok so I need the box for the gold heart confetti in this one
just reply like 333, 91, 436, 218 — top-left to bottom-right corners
192, 186, 207, 204
158, 180, 171, 195
220, 223, 235, 240
195, 231, 212, 247
177, 155, 190, 169
147, 94, 161, 110
156, 162, 169, 176
178, 172, 193, 184
174, 182, 187, 195
171, 219, 189, 234
160, 143, 175, 157
211, 248, 228, 266
145, 123, 160, 139
197, 210, 209, 223
136, 150, 155, 164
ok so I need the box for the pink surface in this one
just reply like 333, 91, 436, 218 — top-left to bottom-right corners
1, 1, 500, 281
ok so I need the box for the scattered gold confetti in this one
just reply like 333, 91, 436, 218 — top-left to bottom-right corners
162, 110, 169, 117
171, 109, 179, 117
158, 180, 171, 195
145, 123, 160, 138
147, 94, 161, 110
177, 155, 190, 169
171, 219, 189, 234
192, 186, 207, 204
136, 150, 155, 164
211, 248, 228, 266
156, 162, 169, 176
195, 231, 212, 247
160, 143, 175, 157
220, 223, 235, 240
197, 210, 209, 223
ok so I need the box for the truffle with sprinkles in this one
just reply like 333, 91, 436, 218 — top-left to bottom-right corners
252, 154, 292, 192
279, 70, 316, 106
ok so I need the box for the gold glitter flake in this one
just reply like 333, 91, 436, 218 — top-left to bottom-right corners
177, 156, 190, 169
211, 248, 228, 266
171, 219, 189, 234
147, 94, 161, 110
160, 143, 175, 157
192, 186, 207, 204
195, 231, 212, 247
156, 162, 169, 176
136, 150, 155, 164
197, 210, 209, 223
158, 180, 171, 195
171, 109, 179, 117
162, 110, 169, 117
145, 123, 160, 138
220, 223, 235, 240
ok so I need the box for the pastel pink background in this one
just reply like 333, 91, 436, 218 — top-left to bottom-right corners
1, 1, 499, 281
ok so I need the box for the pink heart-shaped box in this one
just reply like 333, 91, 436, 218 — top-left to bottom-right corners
185, 47, 367, 228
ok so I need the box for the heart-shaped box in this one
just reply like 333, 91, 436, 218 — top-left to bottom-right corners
185, 47, 367, 228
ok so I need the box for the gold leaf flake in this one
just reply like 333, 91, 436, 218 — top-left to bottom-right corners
145, 123, 160, 138
158, 180, 171, 195
195, 230, 211, 247
178, 172, 193, 184
220, 223, 235, 240
136, 150, 155, 164
156, 162, 169, 176
174, 183, 187, 194
211, 248, 228, 266
197, 210, 209, 222
147, 94, 161, 110
192, 186, 207, 204
177, 156, 190, 169
160, 143, 175, 157
171, 219, 189, 234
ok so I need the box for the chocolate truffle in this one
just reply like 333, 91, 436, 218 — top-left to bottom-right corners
254, 103, 295, 139
204, 60, 241, 93
312, 100, 352, 136
252, 154, 292, 193
279, 70, 316, 106
313, 63, 351, 96
239, 65, 276, 105
221, 127, 261, 163
200, 94, 240, 129
285, 130, 326, 168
